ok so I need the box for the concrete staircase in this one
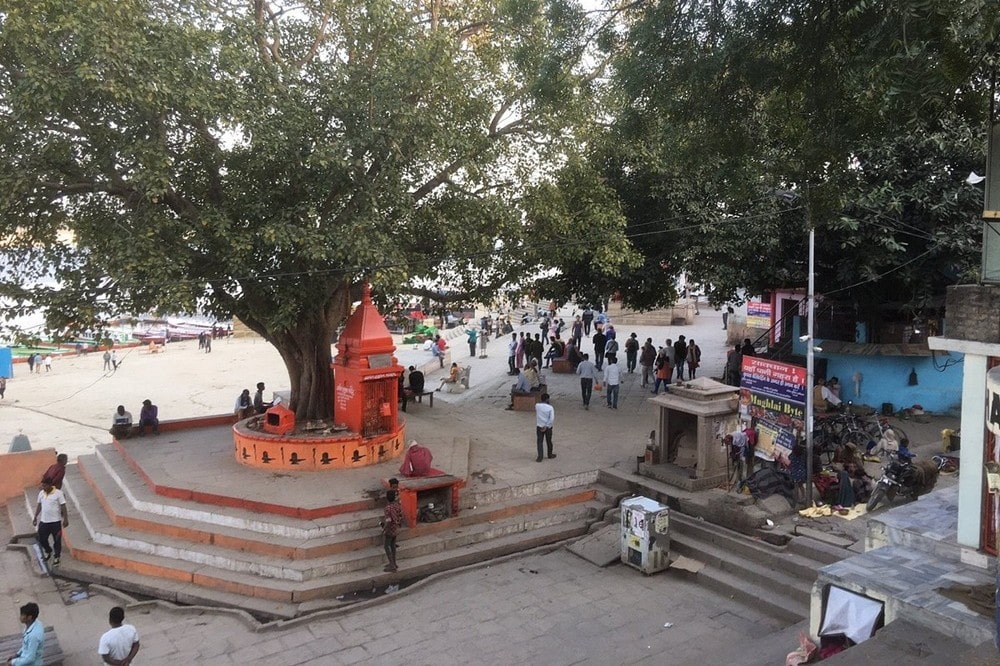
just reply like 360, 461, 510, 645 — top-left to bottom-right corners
7, 445, 619, 620
598, 467, 850, 624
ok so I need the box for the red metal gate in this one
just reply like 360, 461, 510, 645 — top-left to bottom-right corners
362, 378, 395, 438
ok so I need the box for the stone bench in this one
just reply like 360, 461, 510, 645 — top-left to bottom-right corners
511, 384, 548, 412
551, 358, 574, 373
400, 390, 434, 411
0, 626, 64, 665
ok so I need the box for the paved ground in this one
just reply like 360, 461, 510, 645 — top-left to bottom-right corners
0, 305, 966, 664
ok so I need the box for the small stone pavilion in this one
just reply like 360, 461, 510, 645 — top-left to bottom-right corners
644, 378, 740, 491
233, 285, 407, 470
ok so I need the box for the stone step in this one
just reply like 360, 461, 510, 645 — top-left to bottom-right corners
62, 462, 601, 568
669, 513, 827, 585
53, 515, 593, 611
52, 471, 601, 582
785, 532, 853, 566
465, 469, 600, 506
669, 529, 815, 606
88, 448, 370, 539
677, 563, 810, 625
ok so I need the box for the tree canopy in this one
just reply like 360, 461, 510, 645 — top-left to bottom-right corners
0, 0, 629, 419
551, 0, 999, 316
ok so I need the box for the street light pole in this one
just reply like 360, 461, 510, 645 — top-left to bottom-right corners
805, 226, 815, 505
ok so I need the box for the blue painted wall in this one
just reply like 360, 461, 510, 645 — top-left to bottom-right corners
790, 318, 962, 413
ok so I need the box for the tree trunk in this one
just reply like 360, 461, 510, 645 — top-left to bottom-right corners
255, 287, 351, 425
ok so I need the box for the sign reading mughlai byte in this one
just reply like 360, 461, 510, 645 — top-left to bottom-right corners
740, 356, 807, 458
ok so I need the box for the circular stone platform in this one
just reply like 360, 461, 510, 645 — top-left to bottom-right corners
233, 418, 404, 471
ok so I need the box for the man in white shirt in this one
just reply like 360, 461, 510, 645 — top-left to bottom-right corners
575, 353, 598, 410
507, 333, 518, 375
111, 405, 133, 439
603, 356, 622, 409
33, 479, 68, 566
534, 393, 556, 463
98, 606, 140, 666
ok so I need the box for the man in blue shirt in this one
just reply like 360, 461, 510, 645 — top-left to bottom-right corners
7, 602, 44, 666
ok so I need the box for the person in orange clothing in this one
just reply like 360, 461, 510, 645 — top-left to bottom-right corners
399, 440, 433, 477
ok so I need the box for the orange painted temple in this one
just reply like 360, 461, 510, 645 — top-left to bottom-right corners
232, 285, 407, 471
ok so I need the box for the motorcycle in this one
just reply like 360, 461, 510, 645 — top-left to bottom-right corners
866, 450, 941, 512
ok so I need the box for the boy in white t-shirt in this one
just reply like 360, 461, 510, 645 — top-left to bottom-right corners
98, 606, 140, 665
33, 479, 68, 565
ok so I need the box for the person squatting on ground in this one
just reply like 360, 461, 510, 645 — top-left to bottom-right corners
534, 393, 556, 462
111, 405, 133, 439
7, 602, 44, 666
34, 478, 68, 566
98, 606, 141, 666
138, 399, 159, 436
381, 490, 403, 572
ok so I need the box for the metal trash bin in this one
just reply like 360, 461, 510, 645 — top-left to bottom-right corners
620, 496, 670, 574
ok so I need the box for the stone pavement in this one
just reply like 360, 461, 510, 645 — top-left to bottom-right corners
0, 535, 798, 665
0, 304, 975, 664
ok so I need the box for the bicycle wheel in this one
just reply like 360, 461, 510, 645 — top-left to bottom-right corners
866, 485, 886, 512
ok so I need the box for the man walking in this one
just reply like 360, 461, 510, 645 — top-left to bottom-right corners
33, 478, 68, 566
582, 307, 594, 335
98, 606, 141, 666
575, 353, 597, 410
604, 356, 622, 409
674, 336, 688, 381
592, 328, 607, 371
624, 333, 639, 373
639, 338, 656, 387
381, 490, 403, 572
534, 393, 556, 462
7, 602, 44, 666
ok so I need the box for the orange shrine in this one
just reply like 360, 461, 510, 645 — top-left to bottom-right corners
233, 285, 406, 470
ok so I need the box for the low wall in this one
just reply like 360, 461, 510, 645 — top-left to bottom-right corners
0, 448, 57, 501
